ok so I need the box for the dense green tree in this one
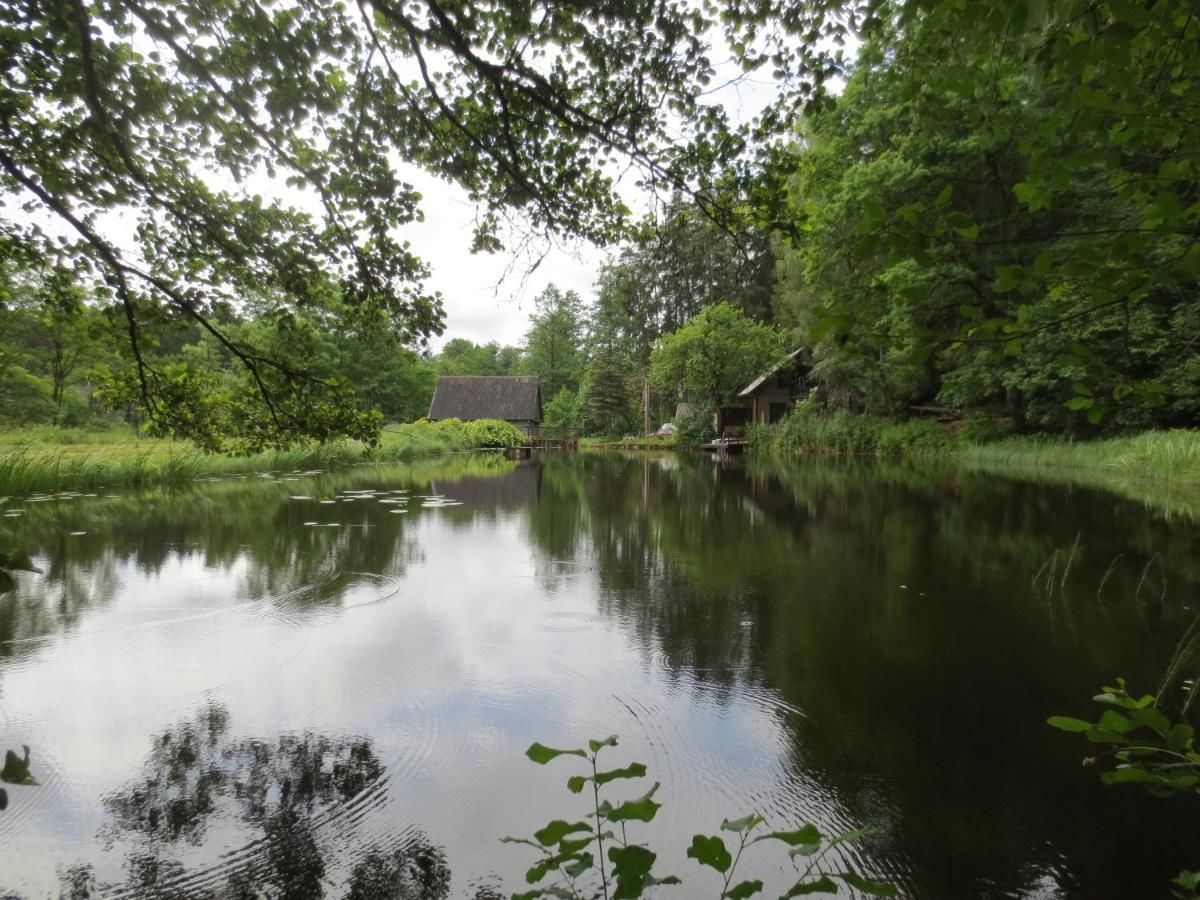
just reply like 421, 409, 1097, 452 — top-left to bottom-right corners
650, 302, 787, 429
0, 0, 746, 447
582, 350, 637, 437
3, 0, 1196, 443
520, 285, 587, 399
594, 198, 777, 366
767, 1, 1200, 429
437, 339, 522, 378
543, 386, 584, 439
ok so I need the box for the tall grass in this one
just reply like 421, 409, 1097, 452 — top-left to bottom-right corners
762, 408, 1200, 486
0, 419, 521, 495
761, 408, 953, 457
958, 430, 1200, 486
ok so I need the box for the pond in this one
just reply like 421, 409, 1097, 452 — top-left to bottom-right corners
0, 452, 1197, 898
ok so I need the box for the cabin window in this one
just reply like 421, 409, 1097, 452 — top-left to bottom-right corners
769, 402, 788, 424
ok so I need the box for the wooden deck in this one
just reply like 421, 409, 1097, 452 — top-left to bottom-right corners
504, 437, 578, 458
699, 437, 749, 455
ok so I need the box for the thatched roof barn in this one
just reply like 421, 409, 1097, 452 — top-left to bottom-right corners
428, 375, 543, 436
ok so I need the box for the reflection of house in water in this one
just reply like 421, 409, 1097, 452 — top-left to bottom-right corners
435, 461, 542, 512
719, 349, 811, 433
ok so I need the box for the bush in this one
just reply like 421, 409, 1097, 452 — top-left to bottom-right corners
673, 403, 715, 444
466, 419, 524, 448
876, 419, 953, 455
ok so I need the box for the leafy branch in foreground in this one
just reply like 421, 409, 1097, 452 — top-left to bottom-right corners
504, 736, 896, 899
1049, 679, 1200, 899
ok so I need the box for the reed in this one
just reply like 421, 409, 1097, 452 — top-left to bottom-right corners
958, 430, 1200, 486
0, 419, 527, 494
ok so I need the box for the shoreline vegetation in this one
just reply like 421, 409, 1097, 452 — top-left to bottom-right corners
747, 411, 1200, 517
0, 419, 524, 495
749, 411, 1199, 485
2, 419, 1198, 518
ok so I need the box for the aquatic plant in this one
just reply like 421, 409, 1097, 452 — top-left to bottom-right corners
505, 735, 895, 899
1049, 681, 1200, 898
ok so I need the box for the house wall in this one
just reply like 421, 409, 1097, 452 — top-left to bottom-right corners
751, 384, 795, 424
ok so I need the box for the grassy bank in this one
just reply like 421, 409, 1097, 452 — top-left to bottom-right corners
0, 419, 525, 495
754, 410, 1200, 509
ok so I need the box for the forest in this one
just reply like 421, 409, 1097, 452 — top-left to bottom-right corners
1, 0, 1195, 453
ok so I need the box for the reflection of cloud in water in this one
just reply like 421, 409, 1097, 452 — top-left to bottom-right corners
5, 454, 1187, 896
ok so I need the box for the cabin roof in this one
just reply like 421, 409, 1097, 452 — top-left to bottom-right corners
428, 375, 543, 422
737, 349, 806, 398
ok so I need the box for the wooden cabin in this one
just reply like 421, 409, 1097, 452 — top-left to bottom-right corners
428, 375, 543, 437
717, 349, 810, 434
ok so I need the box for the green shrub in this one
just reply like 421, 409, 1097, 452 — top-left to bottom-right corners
673, 404, 715, 444
466, 418, 524, 448
876, 419, 952, 455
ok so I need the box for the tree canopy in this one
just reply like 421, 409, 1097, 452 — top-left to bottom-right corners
650, 302, 788, 418
0, 0, 748, 447
3, 0, 1196, 444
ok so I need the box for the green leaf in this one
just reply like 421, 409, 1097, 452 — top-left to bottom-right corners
838, 871, 899, 896
594, 763, 648, 786
1064, 397, 1092, 411
609, 845, 658, 899
755, 824, 822, 846
1033, 250, 1054, 276
562, 853, 594, 878
588, 735, 619, 753
606, 783, 662, 823
782, 876, 839, 896
948, 211, 978, 239
1047, 716, 1093, 733
1128, 706, 1171, 737
687, 834, 732, 873
567, 775, 588, 794
526, 742, 587, 765
1101, 767, 1161, 786
934, 184, 953, 207
721, 813, 765, 833
725, 879, 764, 899
534, 820, 592, 847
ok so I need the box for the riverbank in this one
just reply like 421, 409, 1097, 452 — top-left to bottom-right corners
752, 414, 1200, 517
0, 420, 517, 495
755, 412, 1199, 480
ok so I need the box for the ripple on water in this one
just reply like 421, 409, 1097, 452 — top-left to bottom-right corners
0, 743, 69, 842
535, 610, 597, 633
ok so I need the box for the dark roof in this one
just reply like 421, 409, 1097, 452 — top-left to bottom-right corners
738, 349, 806, 398
428, 376, 543, 422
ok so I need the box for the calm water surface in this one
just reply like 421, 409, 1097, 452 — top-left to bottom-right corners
0, 452, 1197, 898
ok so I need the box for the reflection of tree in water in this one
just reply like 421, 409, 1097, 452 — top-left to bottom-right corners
0, 547, 120, 661
528, 453, 1200, 898
0, 459, 527, 654
63, 702, 498, 899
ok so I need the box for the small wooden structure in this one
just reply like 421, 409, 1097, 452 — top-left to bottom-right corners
734, 349, 810, 426
428, 375, 543, 436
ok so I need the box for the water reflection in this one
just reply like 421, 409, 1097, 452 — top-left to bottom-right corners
1, 452, 1197, 898
54, 702, 497, 899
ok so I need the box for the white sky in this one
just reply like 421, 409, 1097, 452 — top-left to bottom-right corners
404, 61, 788, 352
